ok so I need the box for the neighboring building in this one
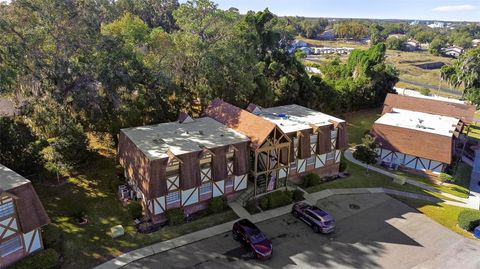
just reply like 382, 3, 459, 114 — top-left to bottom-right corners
441, 46, 464, 58
382, 93, 476, 124
246, 104, 348, 182
205, 99, 292, 196
428, 21, 446, 29
472, 39, 480, 47
372, 108, 462, 174
403, 39, 420, 51
0, 164, 49, 267
311, 47, 353, 55
118, 116, 250, 222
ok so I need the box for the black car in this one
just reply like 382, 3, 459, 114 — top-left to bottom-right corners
232, 219, 273, 260
291, 202, 335, 233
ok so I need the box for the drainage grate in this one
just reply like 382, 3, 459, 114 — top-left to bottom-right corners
349, 203, 360, 210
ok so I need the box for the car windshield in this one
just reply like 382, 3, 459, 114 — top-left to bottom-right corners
248, 229, 266, 243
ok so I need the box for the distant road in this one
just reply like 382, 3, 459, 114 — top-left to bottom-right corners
399, 78, 462, 97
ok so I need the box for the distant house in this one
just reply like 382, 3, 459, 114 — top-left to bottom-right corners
298, 47, 312, 55
428, 21, 446, 29
441, 46, 464, 58
472, 39, 480, 47
0, 164, 49, 267
318, 29, 335, 40
403, 39, 420, 51
311, 47, 354, 55
288, 39, 309, 54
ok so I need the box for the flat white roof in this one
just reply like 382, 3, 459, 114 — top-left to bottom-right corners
253, 104, 345, 134
375, 108, 459, 137
122, 117, 249, 159
394, 87, 465, 104
0, 164, 31, 190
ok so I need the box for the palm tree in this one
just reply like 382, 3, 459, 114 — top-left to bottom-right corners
441, 47, 480, 99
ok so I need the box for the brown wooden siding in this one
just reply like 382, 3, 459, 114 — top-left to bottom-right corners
317, 125, 332, 154
233, 141, 249, 175
211, 146, 228, 181
178, 152, 202, 189
336, 122, 348, 149
298, 129, 312, 159
118, 131, 152, 197
149, 158, 168, 197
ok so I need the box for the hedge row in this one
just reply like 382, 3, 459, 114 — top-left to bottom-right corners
458, 210, 480, 231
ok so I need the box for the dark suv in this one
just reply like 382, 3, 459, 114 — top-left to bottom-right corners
232, 219, 273, 260
292, 202, 335, 233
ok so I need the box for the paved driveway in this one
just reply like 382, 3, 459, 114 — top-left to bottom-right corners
124, 194, 480, 269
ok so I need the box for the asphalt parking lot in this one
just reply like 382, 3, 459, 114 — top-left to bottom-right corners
124, 193, 480, 269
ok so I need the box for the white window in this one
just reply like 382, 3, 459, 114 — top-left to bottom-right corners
166, 191, 180, 205
330, 129, 338, 139
199, 182, 212, 195
326, 151, 335, 161
307, 156, 315, 166
0, 236, 22, 257
0, 202, 14, 218
290, 162, 297, 170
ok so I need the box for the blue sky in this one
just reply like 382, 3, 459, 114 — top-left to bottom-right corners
209, 0, 480, 21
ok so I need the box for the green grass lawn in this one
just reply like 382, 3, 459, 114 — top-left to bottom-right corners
466, 124, 480, 141
35, 135, 238, 269
307, 158, 426, 195
395, 197, 475, 239
343, 108, 381, 146
373, 164, 471, 199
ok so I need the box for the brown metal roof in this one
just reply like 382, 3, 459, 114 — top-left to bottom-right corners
205, 99, 277, 149
7, 183, 50, 233
371, 123, 454, 164
382, 93, 476, 124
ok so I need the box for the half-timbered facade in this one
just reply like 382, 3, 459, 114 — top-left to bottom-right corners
205, 99, 292, 196
0, 164, 49, 268
118, 116, 250, 221
371, 108, 462, 174
247, 104, 348, 182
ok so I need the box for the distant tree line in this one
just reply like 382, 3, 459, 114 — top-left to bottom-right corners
0, 0, 398, 175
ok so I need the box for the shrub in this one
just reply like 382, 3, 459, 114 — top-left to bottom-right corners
12, 248, 59, 269
208, 197, 227, 214
259, 196, 270, 210
339, 158, 348, 172
69, 204, 86, 222
244, 200, 261, 214
458, 210, 480, 231
269, 191, 292, 208
419, 87, 431, 96
290, 189, 305, 202
439, 173, 454, 183
302, 173, 321, 188
127, 201, 143, 220
166, 208, 184, 225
